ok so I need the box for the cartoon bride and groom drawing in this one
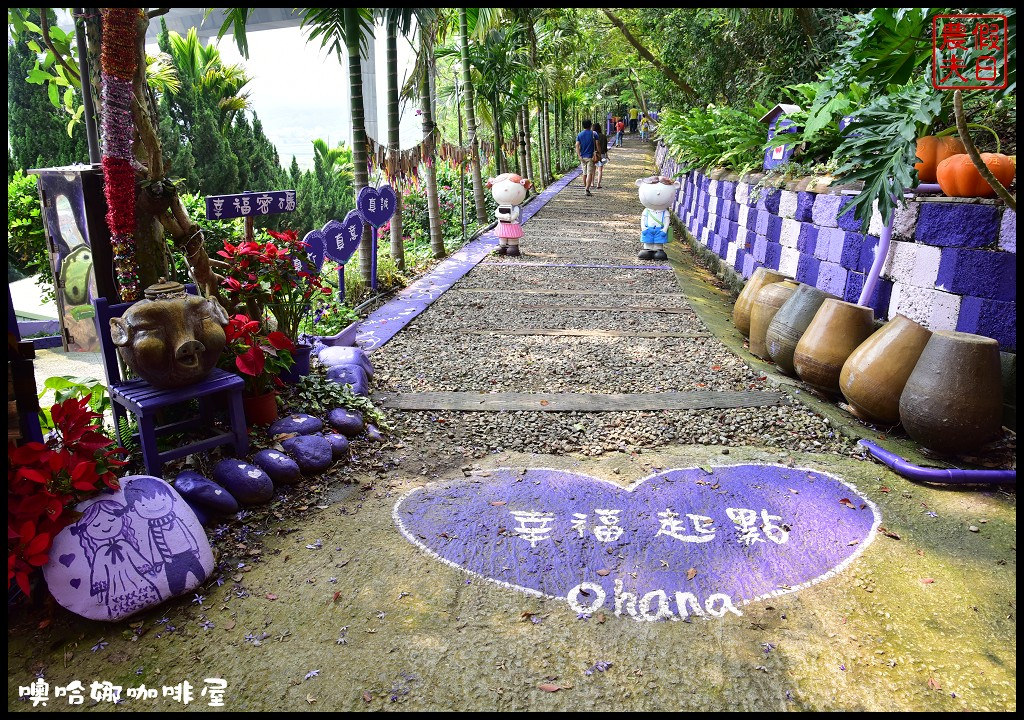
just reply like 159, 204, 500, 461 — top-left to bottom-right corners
69, 478, 207, 620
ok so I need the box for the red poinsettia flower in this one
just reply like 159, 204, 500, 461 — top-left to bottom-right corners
223, 277, 242, 291
266, 331, 295, 352
236, 344, 266, 377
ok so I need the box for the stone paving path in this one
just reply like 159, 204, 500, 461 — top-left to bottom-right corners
7, 137, 1015, 713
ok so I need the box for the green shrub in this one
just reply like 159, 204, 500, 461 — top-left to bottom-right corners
7, 170, 50, 295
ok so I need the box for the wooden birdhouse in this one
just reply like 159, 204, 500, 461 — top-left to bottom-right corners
760, 103, 802, 171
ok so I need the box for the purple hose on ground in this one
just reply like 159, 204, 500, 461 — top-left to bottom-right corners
859, 440, 1016, 484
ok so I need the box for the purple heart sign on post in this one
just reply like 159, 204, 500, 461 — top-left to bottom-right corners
314, 211, 363, 302
356, 185, 397, 291
393, 465, 881, 622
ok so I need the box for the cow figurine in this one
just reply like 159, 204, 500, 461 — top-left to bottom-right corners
635, 175, 680, 260
109, 281, 230, 389
487, 173, 532, 256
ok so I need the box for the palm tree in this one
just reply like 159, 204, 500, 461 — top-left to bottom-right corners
458, 8, 489, 225
417, 15, 446, 258
301, 8, 376, 285
163, 27, 252, 130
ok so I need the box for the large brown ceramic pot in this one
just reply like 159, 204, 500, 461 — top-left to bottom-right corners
793, 299, 875, 394
733, 268, 789, 337
749, 280, 799, 359
839, 315, 932, 424
766, 284, 832, 376
899, 331, 1003, 454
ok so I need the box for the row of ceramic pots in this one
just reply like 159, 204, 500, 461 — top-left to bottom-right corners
734, 268, 1004, 455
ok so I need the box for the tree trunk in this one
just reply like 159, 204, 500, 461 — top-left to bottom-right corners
345, 9, 372, 287
459, 9, 488, 224
552, 95, 559, 174
385, 21, 404, 270
419, 31, 445, 258
602, 9, 699, 101
521, 104, 534, 184
492, 94, 505, 175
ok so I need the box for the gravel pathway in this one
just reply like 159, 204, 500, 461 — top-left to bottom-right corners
371, 141, 854, 457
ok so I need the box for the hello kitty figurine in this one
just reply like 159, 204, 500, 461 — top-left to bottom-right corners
635, 175, 680, 260
487, 173, 533, 256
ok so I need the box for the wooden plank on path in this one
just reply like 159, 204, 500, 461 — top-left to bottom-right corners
374, 390, 788, 412
518, 304, 695, 314
463, 328, 711, 338
454, 288, 687, 297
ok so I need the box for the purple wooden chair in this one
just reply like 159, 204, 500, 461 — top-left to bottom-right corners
93, 289, 248, 476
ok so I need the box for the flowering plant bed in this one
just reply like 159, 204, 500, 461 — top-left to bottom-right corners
8, 396, 127, 596
220, 314, 296, 397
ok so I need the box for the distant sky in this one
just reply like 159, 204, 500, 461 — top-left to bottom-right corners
147, 24, 422, 170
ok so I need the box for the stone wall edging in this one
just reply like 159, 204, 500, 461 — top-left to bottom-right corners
655, 144, 1015, 352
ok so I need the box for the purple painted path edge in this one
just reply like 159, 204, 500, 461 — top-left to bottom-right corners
355, 167, 583, 352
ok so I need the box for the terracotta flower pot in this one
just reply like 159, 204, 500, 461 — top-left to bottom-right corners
243, 391, 279, 426
733, 268, 789, 338
766, 285, 833, 376
899, 331, 1003, 454
749, 280, 799, 360
793, 299, 875, 394
839, 315, 932, 424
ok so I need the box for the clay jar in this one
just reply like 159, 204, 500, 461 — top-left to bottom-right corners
793, 299, 874, 394
839, 315, 932, 424
899, 331, 1003, 454
766, 285, 832, 376
749, 280, 799, 359
733, 268, 789, 337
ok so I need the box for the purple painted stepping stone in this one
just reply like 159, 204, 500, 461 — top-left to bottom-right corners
253, 448, 302, 486
42, 475, 214, 622
213, 459, 274, 505
173, 471, 239, 514
326, 364, 369, 396
394, 466, 880, 621
318, 346, 374, 378
185, 500, 214, 527
327, 408, 364, 437
364, 424, 384, 443
325, 433, 350, 460
268, 413, 324, 437
281, 434, 334, 475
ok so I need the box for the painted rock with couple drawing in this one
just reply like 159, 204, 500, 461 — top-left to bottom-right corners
43, 476, 214, 621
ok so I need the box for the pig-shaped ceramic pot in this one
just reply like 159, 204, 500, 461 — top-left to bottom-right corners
487, 173, 532, 257
109, 280, 229, 389
635, 175, 680, 260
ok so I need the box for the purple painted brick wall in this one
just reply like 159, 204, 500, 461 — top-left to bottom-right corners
795, 192, 815, 222
812, 194, 844, 228
726, 200, 739, 222
957, 296, 1015, 351
764, 242, 783, 270
818, 261, 848, 298
742, 253, 757, 279
720, 181, 736, 202
797, 224, 818, 254
796, 254, 820, 286
936, 248, 1016, 301
755, 210, 769, 236
844, 271, 865, 304
915, 202, 1000, 248
858, 236, 880, 274
837, 197, 864, 232
766, 215, 783, 244
734, 248, 747, 272
869, 279, 894, 321
999, 208, 1015, 252
839, 232, 865, 270
753, 235, 768, 263
762, 188, 781, 215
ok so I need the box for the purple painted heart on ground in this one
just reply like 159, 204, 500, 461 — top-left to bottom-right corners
356, 185, 397, 228
322, 212, 363, 264
70, 578, 81, 589
394, 465, 881, 621
59, 553, 76, 567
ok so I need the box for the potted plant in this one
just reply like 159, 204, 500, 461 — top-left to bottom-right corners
217, 230, 329, 383
8, 396, 126, 598
219, 314, 295, 425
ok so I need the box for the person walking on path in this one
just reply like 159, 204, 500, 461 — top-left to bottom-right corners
576, 119, 597, 196
615, 118, 625, 147
628, 106, 639, 133
639, 114, 650, 142
594, 121, 609, 189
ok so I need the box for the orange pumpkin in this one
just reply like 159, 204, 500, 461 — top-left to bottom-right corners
936, 153, 1016, 197
914, 135, 966, 182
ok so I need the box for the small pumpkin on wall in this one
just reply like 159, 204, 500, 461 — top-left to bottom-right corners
936, 153, 1016, 198
914, 135, 966, 183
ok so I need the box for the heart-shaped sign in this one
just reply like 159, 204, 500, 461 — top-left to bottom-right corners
356, 185, 397, 228
394, 465, 880, 621
321, 211, 364, 265
303, 229, 325, 274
